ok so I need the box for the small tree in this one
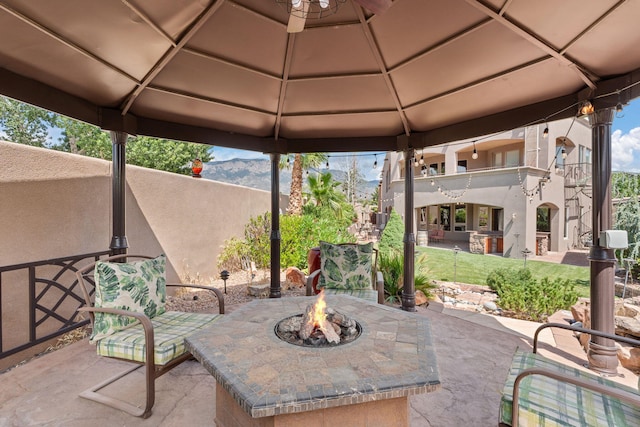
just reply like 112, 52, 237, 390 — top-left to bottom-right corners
379, 209, 404, 256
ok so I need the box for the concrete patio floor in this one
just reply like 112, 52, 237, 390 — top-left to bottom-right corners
1, 300, 637, 427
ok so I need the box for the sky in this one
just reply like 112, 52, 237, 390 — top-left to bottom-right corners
211, 98, 640, 179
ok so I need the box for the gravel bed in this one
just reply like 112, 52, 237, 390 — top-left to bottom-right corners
166, 270, 306, 313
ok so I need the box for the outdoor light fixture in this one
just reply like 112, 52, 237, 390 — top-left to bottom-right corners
276, 0, 346, 19
287, 156, 291, 165
453, 246, 460, 284
616, 102, 625, 118
430, 179, 435, 186
562, 147, 567, 159
373, 154, 378, 169
191, 158, 203, 178
543, 125, 549, 138
325, 159, 330, 169
419, 153, 424, 165
220, 270, 230, 294
421, 165, 427, 176
472, 141, 478, 160
414, 156, 419, 167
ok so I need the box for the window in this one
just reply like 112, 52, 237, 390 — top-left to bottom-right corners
555, 144, 565, 169
579, 146, 592, 164
505, 150, 520, 167
457, 160, 467, 173
493, 152, 503, 168
440, 206, 451, 231
478, 207, 488, 231
454, 204, 466, 231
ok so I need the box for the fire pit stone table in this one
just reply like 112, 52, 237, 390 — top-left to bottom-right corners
185, 295, 441, 427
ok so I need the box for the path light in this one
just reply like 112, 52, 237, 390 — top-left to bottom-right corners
522, 248, 532, 268
220, 270, 230, 294
453, 245, 460, 284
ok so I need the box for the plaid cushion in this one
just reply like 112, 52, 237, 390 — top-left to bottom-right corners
322, 288, 378, 303
95, 311, 221, 365
500, 348, 640, 426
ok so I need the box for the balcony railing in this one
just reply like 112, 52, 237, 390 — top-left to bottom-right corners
563, 162, 592, 187
0, 250, 111, 361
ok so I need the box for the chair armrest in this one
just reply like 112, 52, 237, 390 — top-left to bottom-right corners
77, 306, 155, 367
167, 283, 225, 314
375, 271, 384, 304
533, 322, 640, 354
306, 269, 321, 296
511, 367, 640, 427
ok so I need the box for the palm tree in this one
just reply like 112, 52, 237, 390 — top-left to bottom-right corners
306, 171, 346, 218
280, 153, 327, 215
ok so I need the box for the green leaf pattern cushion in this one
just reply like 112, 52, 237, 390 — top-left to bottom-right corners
318, 242, 373, 290
90, 255, 166, 342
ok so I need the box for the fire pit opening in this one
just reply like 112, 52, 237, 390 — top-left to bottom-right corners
274, 292, 362, 347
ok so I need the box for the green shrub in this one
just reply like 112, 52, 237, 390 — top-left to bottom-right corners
218, 210, 355, 272
379, 251, 404, 303
379, 209, 404, 256
217, 237, 251, 272
486, 267, 579, 322
379, 252, 436, 303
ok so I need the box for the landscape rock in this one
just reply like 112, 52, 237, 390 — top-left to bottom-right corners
616, 343, 640, 374
247, 283, 270, 298
415, 290, 428, 306
284, 267, 306, 290
483, 301, 498, 311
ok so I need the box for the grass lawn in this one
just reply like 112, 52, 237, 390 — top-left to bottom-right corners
417, 246, 591, 297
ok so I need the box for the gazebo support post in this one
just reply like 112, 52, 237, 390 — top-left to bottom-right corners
402, 148, 416, 312
587, 107, 618, 375
269, 153, 282, 298
110, 131, 128, 256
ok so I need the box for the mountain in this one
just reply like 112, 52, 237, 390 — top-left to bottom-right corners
201, 158, 378, 198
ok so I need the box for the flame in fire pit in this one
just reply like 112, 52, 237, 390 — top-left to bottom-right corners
274, 292, 362, 347
307, 290, 326, 330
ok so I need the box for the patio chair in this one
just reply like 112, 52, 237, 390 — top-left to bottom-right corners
499, 323, 640, 427
306, 241, 384, 304
75, 254, 224, 418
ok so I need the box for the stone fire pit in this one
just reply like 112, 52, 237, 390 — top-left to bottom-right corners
186, 295, 441, 426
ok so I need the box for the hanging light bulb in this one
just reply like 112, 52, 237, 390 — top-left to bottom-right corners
286, 155, 290, 165
319, 0, 329, 8
471, 141, 478, 160
616, 102, 624, 118
373, 154, 378, 170
561, 147, 567, 159
306, 169, 309, 176
325, 158, 330, 169
413, 156, 418, 167
543, 125, 549, 138
421, 165, 427, 176
419, 153, 424, 165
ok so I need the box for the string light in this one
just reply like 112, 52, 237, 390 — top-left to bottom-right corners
419, 152, 424, 165
428, 175, 473, 201
616, 102, 624, 118
373, 154, 378, 169
543, 125, 549, 138
471, 141, 478, 160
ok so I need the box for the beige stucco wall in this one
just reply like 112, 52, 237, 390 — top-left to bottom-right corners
0, 140, 275, 369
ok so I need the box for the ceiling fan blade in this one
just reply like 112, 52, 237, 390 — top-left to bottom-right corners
287, 1, 309, 33
352, 0, 392, 15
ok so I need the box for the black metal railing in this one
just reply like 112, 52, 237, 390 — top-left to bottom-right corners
564, 162, 592, 187
0, 250, 111, 360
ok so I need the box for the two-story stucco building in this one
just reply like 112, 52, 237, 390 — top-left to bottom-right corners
378, 118, 593, 258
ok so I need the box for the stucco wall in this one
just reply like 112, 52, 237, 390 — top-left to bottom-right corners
0, 140, 275, 369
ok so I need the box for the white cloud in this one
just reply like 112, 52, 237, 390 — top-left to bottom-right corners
611, 127, 640, 172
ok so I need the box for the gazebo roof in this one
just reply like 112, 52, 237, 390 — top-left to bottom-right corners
1, 0, 639, 152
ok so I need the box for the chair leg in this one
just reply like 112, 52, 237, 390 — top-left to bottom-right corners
79, 363, 155, 418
